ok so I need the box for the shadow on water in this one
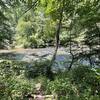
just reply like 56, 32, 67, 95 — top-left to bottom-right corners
0, 52, 25, 60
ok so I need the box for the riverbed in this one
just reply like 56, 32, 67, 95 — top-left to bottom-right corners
0, 47, 99, 70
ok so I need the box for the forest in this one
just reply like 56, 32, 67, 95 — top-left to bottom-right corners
0, 0, 100, 100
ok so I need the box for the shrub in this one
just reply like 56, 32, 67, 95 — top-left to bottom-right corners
0, 60, 100, 100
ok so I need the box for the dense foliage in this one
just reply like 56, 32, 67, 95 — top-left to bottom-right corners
0, 0, 100, 100
0, 60, 100, 100
0, 0, 13, 48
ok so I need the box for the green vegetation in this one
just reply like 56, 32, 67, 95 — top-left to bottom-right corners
0, 60, 100, 100
0, 0, 100, 99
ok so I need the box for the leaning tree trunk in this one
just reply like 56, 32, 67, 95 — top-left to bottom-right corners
46, 0, 65, 80
68, 29, 75, 70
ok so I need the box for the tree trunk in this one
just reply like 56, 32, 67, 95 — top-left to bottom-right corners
47, 0, 65, 80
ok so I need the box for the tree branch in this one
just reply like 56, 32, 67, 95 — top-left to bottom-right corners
19, 0, 38, 18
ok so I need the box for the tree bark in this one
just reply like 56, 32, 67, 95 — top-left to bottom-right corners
47, 0, 65, 80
